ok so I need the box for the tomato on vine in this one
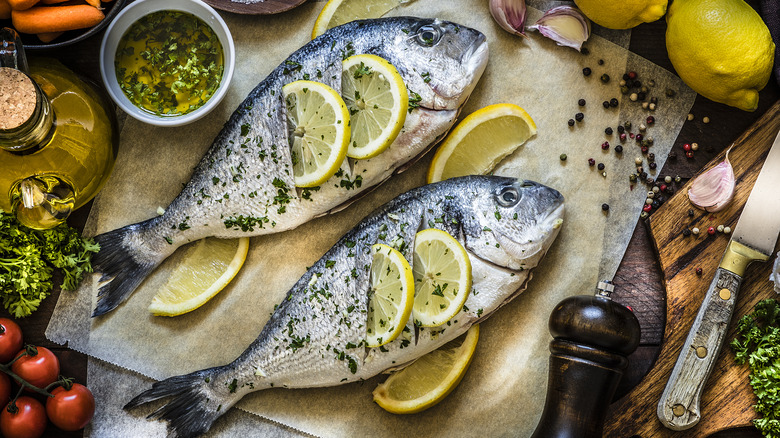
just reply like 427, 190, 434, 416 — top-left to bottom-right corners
46, 382, 95, 431
0, 396, 47, 438
10, 346, 60, 390
0, 372, 10, 409
0, 319, 23, 363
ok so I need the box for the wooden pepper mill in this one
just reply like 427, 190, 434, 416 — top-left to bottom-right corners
531, 280, 641, 438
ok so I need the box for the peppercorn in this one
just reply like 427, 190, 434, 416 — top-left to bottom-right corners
647, 191, 655, 199
683, 143, 691, 152
639, 123, 647, 132
581, 47, 590, 55
632, 80, 641, 88
602, 203, 609, 211
642, 102, 649, 109
657, 195, 665, 204
610, 98, 619, 107
620, 133, 627, 141
617, 125, 625, 133
650, 97, 658, 104
624, 121, 632, 130
649, 162, 657, 169
640, 211, 650, 219
598, 59, 604, 65
622, 73, 630, 81
568, 119, 575, 127
636, 134, 644, 142
717, 225, 724, 233
664, 176, 672, 184
687, 113, 694, 121
703, 116, 710, 124
575, 112, 584, 122
686, 150, 694, 159
691, 142, 699, 151
688, 209, 694, 217
629, 93, 638, 102
708, 227, 715, 235
652, 200, 660, 208
602, 101, 610, 109
637, 92, 646, 101
643, 204, 652, 212
639, 171, 648, 179
665, 186, 674, 194
635, 157, 643, 165
659, 184, 666, 192
683, 228, 691, 237
675, 176, 682, 183
648, 153, 655, 162
646, 116, 655, 125
645, 198, 653, 205
597, 163, 605, 170
652, 186, 659, 193
649, 103, 656, 111
692, 227, 700, 235
560, 154, 567, 161
578, 98, 586, 106
615, 145, 623, 153
601, 141, 610, 150
648, 80, 655, 87
646, 177, 654, 184
605, 127, 613, 135
600, 73, 610, 83
637, 166, 645, 174
629, 174, 637, 182
588, 158, 596, 166
696, 267, 703, 275
620, 86, 629, 95
724, 226, 732, 234
583, 67, 592, 76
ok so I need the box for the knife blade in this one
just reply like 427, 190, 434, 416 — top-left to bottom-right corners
657, 129, 780, 431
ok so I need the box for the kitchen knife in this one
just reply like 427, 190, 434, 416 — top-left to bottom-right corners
657, 129, 780, 430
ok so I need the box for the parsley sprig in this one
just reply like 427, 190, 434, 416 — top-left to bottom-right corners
0, 212, 99, 318
731, 298, 780, 437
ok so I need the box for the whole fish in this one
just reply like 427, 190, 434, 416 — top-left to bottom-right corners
125, 175, 565, 437
91, 17, 489, 316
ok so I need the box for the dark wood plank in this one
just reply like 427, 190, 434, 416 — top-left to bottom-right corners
604, 100, 780, 438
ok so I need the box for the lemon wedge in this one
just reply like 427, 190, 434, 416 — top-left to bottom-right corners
427, 103, 537, 184
149, 237, 250, 316
412, 228, 472, 327
283, 80, 351, 188
366, 244, 414, 348
312, 0, 404, 39
373, 324, 479, 413
342, 54, 408, 159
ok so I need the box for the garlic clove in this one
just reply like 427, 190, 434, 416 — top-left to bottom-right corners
527, 6, 591, 51
489, 0, 527, 36
687, 150, 735, 212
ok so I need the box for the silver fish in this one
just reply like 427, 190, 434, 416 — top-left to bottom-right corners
125, 175, 565, 437
91, 17, 489, 316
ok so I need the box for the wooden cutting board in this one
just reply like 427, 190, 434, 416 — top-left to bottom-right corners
604, 99, 780, 437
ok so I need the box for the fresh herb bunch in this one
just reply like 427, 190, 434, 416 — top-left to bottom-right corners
0, 212, 99, 318
731, 298, 780, 438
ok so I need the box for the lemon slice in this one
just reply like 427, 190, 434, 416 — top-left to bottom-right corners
342, 54, 408, 159
312, 0, 404, 39
427, 104, 537, 184
283, 80, 351, 188
366, 244, 414, 347
373, 324, 479, 413
149, 237, 250, 316
412, 228, 472, 327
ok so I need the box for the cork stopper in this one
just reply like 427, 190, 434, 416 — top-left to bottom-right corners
0, 67, 37, 130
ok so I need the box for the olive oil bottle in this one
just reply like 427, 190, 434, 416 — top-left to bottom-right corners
0, 28, 118, 229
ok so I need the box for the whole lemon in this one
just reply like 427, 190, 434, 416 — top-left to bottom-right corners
574, 0, 668, 29
666, 0, 774, 111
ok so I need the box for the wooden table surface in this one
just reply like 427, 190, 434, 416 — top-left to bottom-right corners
2, 2, 778, 437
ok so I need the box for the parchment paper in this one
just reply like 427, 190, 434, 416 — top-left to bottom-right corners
48, 1, 696, 436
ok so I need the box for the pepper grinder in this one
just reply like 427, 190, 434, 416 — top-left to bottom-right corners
531, 280, 641, 438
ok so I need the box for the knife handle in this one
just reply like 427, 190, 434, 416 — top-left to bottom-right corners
657, 267, 742, 430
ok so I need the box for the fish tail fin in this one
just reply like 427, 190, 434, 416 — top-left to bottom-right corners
91, 218, 163, 317
125, 367, 234, 438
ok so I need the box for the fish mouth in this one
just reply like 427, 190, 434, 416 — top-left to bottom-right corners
492, 200, 565, 271
428, 36, 489, 111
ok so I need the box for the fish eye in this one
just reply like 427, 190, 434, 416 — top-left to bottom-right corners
496, 186, 520, 207
416, 25, 441, 46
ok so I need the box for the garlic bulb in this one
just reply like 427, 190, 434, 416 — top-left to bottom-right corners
489, 0, 527, 36
527, 6, 591, 51
687, 150, 735, 212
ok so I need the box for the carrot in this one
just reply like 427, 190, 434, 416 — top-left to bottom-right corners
41, 0, 69, 4
11, 5, 104, 34
7, 0, 37, 11
0, 0, 11, 19
83, 0, 100, 8
37, 31, 63, 43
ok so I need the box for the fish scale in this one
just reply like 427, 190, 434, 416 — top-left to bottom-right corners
126, 175, 565, 438
90, 17, 489, 316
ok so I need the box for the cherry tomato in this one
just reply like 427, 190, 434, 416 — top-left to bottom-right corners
11, 346, 60, 390
0, 319, 23, 363
0, 396, 47, 438
46, 383, 95, 431
0, 373, 10, 409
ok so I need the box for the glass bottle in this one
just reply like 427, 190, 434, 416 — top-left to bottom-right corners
0, 27, 118, 229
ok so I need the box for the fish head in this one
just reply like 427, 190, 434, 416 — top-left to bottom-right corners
377, 17, 489, 111
462, 177, 564, 271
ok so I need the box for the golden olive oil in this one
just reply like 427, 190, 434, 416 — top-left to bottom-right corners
114, 10, 225, 116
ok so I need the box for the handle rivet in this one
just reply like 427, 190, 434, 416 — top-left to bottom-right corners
719, 288, 731, 300
696, 346, 708, 358
672, 404, 686, 417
